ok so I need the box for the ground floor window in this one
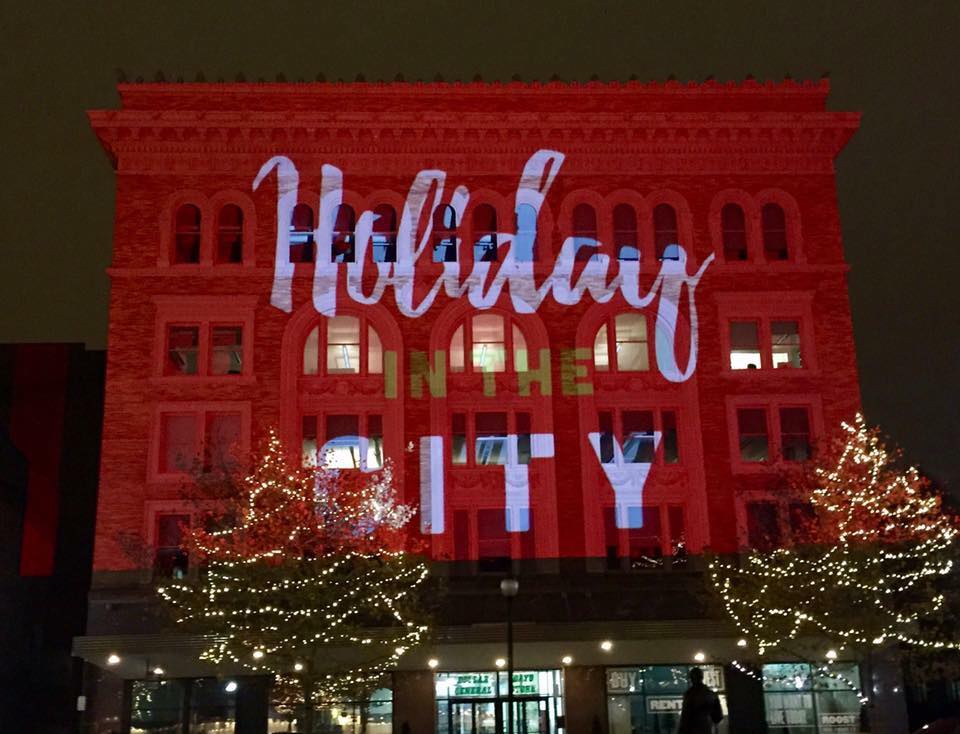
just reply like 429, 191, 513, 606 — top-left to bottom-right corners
130, 678, 236, 733
435, 671, 562, 734
762, 662, 861, 733
269, 687, 393, 734
606, 665, 728, 734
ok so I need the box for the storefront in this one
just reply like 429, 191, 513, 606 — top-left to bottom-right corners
606, 665, 727, 734
434, 671, 563, 734
762, 663, 862, 734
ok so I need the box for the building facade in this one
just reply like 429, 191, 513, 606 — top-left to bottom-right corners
76, 79, 906, 733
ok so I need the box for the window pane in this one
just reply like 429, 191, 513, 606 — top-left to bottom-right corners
729, 321, 761, 370
473, 204, 498, 262
211, 326, 242, 375
475, 412, 507, 465
594, 324, 609, 371
166, 326, 199, 375
512, 324, 528, 372
205, 412, 241, 473
747, 502, 781, 551
368, 326, 383, 374
451, 413, 467, 465
302, 415, 318, 467
190, 678, 237, 731
668, 505, 686, 559
216, 204, 244, 264
131, 680, 185, 732
622, 411, 655, 463
472, 314, 505, 372
771, 320, 802, 368
303, 326, 320, 375
762, 203, 788, 260
327, 316, 361, 374
615, 313, 648, 371
780, 407, 811, 461
599, 411, 615, 464
372, 204, 397, 263
367, 414, 384, 469
603, 506, 619, 567
290, 203, 315, 263
154, 514, 190, 578
613, 203, 638, 261
325, 415, 361, 468
662, 410, 679, 464
788, 502, 817, 543
450, 325, 465, 372
160, 414, 197, 473
738, 408, 768, 462
628, 506, 662, 568
332, 204, 356, 263
653, 203, 678, 260
721, 203, 747, 261
174, 204, 201, 264
477, 508, 510, 563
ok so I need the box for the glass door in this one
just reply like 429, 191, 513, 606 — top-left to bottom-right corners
450, 700, 501, 734
502, 697, 551, 734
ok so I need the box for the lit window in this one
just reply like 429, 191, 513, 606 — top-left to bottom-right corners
326, 316, 360, 373
472, 314, 505, 372
451, 413, 467, 465
368, 326, 383, 374
780, 407, 811, 461
450, 325, 465, 373
475, 412, 508, 465
653, 204, 679, 260
762, 203, 788, 260
615, 313, 649, 371
324, 415, 361, 468
472, 204, 498, 262
721, 203, 747, 261
332, 205, 356, 263
512, 324, 528, 372
303, 326, 320, 375
738, 408, 769, 462
572, 203, 598, 262
613, 203, 639, 261
303, 414, 384, 470
729, 321, 761, 370
166, 326, 199, 375
216, 204, 244, 264
771, 321, 802, 368
290, 204, 315, 263
432, 205, 458, 263
594, 324, 610, 371
174, 204, 201, 264
160, 414, 198, 473
372, 204, 397, 263
450, 315, 529, 373
210, 326, 243, 376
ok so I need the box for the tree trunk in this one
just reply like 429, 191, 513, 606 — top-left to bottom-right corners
302, 677, 316, 734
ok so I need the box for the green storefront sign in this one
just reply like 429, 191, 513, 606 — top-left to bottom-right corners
453, 673, 539, 698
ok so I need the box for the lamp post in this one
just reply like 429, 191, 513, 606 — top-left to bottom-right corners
500, 577, 519, 734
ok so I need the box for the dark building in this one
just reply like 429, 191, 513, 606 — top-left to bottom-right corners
0, 343, 105, 733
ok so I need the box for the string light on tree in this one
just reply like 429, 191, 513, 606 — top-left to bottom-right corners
158, 429, 430, 730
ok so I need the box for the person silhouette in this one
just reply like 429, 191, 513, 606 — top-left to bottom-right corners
676, 667, 724, 734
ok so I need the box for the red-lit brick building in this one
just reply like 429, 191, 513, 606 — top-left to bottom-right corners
75, 79, 905, 734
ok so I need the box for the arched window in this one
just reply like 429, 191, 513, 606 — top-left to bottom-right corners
216, 204, 244, 264
572, 203, 598, 262
174, 204, 201, 264
302, 316, 383, 376
432, 205, 458, 263
472, 204, 498, 262
594, 313, 649, 372
653, 204, 679, 261
372, 204, 397, 263
613, 204, 639, 261
290, 204, 315, 263
332, 205, 356, 263
721, 204, 747, 261
762, 203, 788, 260
514, 204, 537, 262
449, 314, 528, 373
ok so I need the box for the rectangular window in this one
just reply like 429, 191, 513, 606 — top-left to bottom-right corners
738, 408, 769, 462
729, 321, 761, 370
154, 513, 190, 578
788, 502, 817, 543
477, 508, 510, 570
367, 414, 384, 470
622, 411, 655, 463
166, 326, 199, 375
204, 412, 241, 472
780, 407, 811, 461
599, 411, 615, 464
771, 320, 802, 368
615, 314, 649, 371
471, 315, 506, 373
325, 414, 361, 468
662, 410, 679, 463
516, 412, 532, 465
160, 414, 198, 473
746, 501, 781, 551
628, 507, 662, 568
131, 680, 186, 732
302, 415, 318, 467
327, 316, 361, 374
451, 413, 467, 465
210, 326, 243, 376
475, 412, 508, 465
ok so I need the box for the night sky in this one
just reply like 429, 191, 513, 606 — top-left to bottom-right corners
2, 2, 957, 490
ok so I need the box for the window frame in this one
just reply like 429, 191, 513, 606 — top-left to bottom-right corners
725, 396, 823, 473
716, 292, 817, 375
592, 312, 652, 374
150, 402, 251, 483
595, 406, 682, 467
447, 409, 535, 469
301, 314, 385, 378
448, 313, 530, 375
300, 411, 385, 471
601, 502, 688, 569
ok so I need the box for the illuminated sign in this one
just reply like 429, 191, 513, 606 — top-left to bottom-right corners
442, 672, 543, 698
647, 698, 683, 713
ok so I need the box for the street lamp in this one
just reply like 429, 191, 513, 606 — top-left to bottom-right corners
500, 578, 519, 734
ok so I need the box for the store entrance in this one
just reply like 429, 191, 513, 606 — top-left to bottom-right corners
448, 696, 551, 734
